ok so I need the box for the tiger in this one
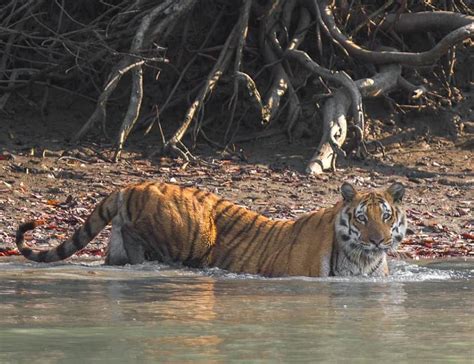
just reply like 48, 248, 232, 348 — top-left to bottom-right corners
15, 181, 407, 277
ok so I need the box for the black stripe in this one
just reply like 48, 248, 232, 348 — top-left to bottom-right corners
291, 216, 309, 241
219, 214, 261, 269
147, 220, 170, 261
164, 238, 175, 262
172, 189, 183, 214
264, 243, 287, 276
184, 231, 198, 265
19, 221, 37, 233
38, 250, 49, 262
191, 188, 202, 197
158, 202, 177, 260
170, 191, 184, 260
142, 219, 165, 262
293, 222, 319, 275
154, 245, 166, 262
214, 204, 235, 224
260, 221, 279, 244
134, 185, 151, 222
256, 221, 287, 272
211, 208, 250, 264
183, 200, 198, 263
346, 212, 356, 235
253, 222, 278, 263
200, 244, 215, 267
218, 208, 247, 238
188, 208, 208, 264
368, 257, 383, 275
284, 217, 317, 272
15, 231, 23, 244
56, 243, 67, 259
154, 204, 171, 245
236, 220, 269, 271
84, 221, 93, 238
232, 213, 259, 239
209, 201, 231, 242
196, 191, 212, 202
22, 248, 32, 258
273, 216, 312, 273
214, 215, 254, 266
16, 221, 36, 243
126, 189, 136, 220
103, 203, 112, 221
145, 181, 156, 189
342, 248, 359, 265
330, 244, 338, 276
151, 202, 174, 260
97, 200, 108, 222
339, 216, 348, 227
72, 230, 83, 249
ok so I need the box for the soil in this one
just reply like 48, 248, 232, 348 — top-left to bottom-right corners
0, 103, 473, 261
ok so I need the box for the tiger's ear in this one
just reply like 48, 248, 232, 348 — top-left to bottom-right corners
341, 182, 357, 202
386, 182, 405, 202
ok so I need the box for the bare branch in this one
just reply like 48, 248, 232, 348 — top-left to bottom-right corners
285, 48, 364, 150
398, 77, 427, 100
318, 0, 474, 66
381, 11, 474, 34
163, 11, 239, 152
307, 64, 401, 174
226, 0, 252, 142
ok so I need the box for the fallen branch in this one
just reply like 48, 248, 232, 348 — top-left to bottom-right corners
318, 0, 474, 66
285, 48, 363, 155
398, 77, 427, 100
306, 63, 401, 174
381, 11, 474, 34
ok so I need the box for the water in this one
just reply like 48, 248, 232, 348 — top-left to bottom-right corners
0, 258, 472, 363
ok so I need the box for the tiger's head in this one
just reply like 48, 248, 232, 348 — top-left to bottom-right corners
335, 182, 407, 256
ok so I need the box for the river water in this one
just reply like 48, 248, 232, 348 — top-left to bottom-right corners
0, 258, 472, 363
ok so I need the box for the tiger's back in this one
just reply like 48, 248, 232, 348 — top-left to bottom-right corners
16, 181, 406, 277
109, 182, 333, 276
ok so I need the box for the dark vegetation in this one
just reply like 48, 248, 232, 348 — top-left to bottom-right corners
0, 0, 472, 172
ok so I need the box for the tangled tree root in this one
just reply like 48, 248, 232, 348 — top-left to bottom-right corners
1, 0, 473, 172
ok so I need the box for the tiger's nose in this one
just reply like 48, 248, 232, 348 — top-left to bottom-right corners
369, 238, 384, 246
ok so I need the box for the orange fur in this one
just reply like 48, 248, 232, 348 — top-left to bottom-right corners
16, 182, 406, 277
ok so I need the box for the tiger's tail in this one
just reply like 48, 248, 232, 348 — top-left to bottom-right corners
15, 191, 120, 263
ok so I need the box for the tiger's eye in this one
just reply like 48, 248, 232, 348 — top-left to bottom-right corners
356, 215, 367, 223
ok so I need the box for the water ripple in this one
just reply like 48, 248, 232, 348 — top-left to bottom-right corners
0, 258, 471, 282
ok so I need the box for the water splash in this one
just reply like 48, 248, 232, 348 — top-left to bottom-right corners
198, 259, 471, 282
0, 257, 471, 282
